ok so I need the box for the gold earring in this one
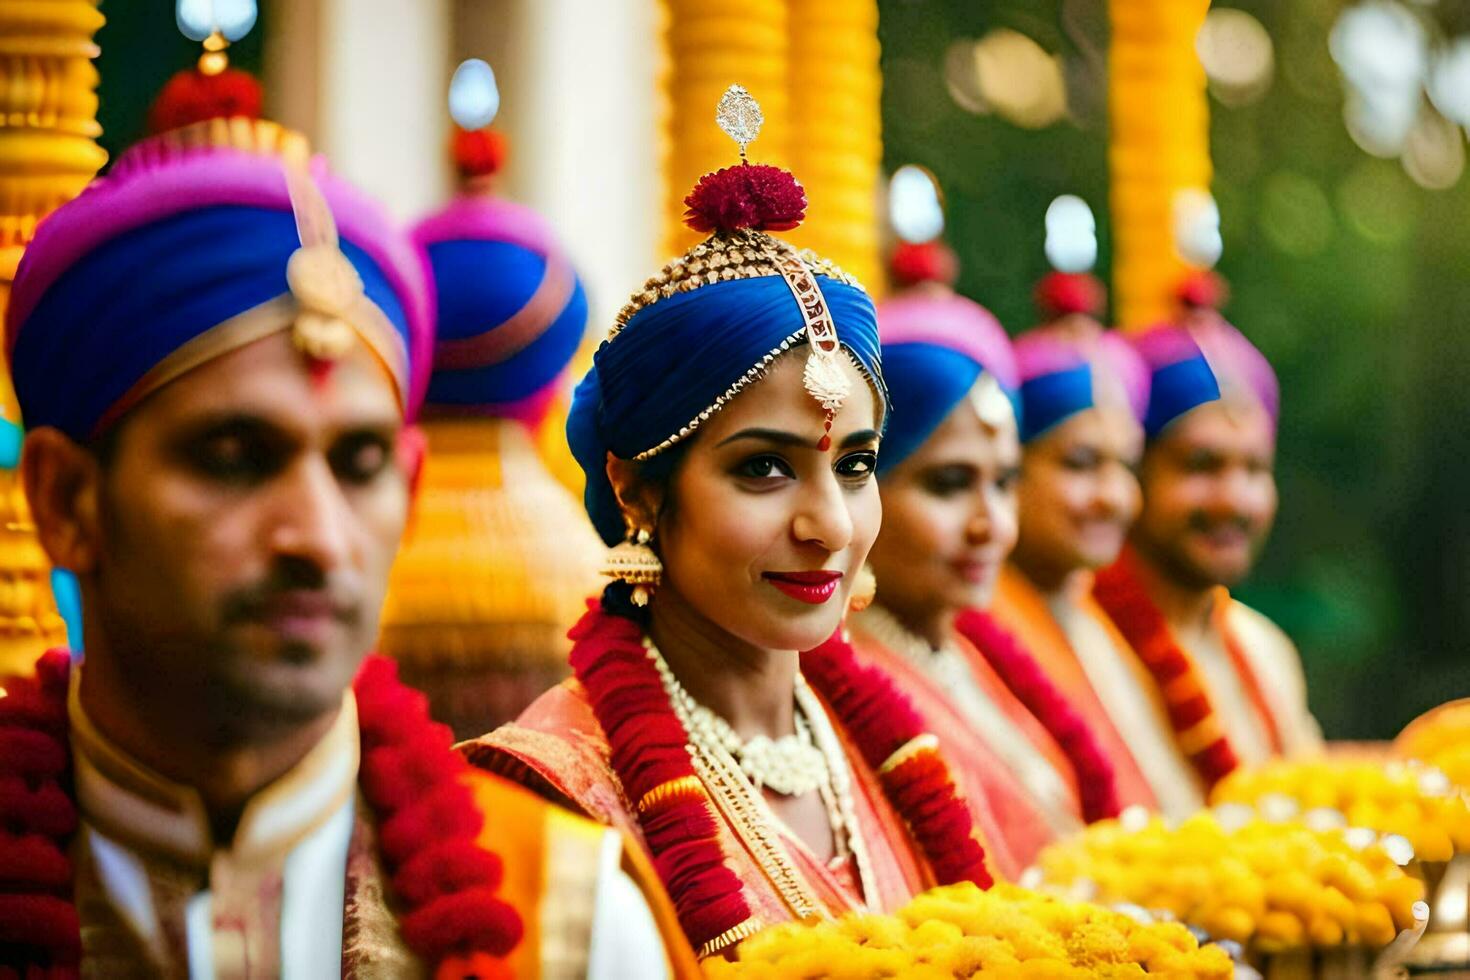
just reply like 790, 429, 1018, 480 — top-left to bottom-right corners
848, 563, 877, 614
601, 525, 663, 607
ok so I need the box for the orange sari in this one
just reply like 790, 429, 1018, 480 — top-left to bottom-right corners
849, 611, 1076, 875
461, 678, 931, 939
991, 564, 1159, 812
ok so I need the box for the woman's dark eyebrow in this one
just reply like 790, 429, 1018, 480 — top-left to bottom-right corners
715, 427, 880, 450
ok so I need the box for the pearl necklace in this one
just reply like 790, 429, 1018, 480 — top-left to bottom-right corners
682, 699, 829, 797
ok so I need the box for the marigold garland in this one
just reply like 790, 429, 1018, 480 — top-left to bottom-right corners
1035, 810, 1425, 953
567, 601, 990, 958
1092, 551, 1240, 790
954, 608, 1121, 823
0, 650, 524, 977
1397, 699, 1470, 791
704, 881, 1235, 978
1211, 758, 1470, 864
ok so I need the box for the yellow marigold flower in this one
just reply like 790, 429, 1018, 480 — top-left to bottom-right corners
1355, 901, 1398, 948
838, 912, 909, 949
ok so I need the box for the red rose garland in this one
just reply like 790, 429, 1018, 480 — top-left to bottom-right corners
1092, 551, 1239, 790
954, 608, 1121, 824
568, 601, 990, 958
0, 651, 522, 978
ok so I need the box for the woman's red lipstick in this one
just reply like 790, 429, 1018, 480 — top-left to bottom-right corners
762, 570, 843, 604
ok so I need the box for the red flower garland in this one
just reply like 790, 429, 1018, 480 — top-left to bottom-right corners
568, 601, 990, 957
953, 608, 1121, 824
1092, 552, 1240, 790
0, 651, 522, 978
567, 605, 751, 955
800, 633, 992, 890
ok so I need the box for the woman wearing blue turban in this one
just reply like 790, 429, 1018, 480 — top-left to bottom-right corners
850, 241, 1124, 879
462, 87, 993, 960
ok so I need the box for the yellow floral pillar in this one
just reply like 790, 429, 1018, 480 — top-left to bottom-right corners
1109, 0, 1212, 329
660, 0, 790, 257
0, 0, 107, 674
784, 0, 884, 293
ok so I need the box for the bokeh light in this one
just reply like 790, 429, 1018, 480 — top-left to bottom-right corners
943, 30, 1067, 129
1402, 106, 1466, 190
1337, 159, 1418, 246
1329, 2, 1427, 94
1259, 171, 1335, 257
449, 58, 500, 130
1343, 88, 1420, 158
943, 40, 988, 115
1427, 37, 1470, 129
889, 164, 946, 244
1172, 188, 1224, 268
176, 0, 257, 42
1197, 8, 1275, 107
1043, 194, 1097, 273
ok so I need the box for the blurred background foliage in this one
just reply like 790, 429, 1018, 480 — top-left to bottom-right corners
880, 0, 1470, 738
93, 1, 1468, 738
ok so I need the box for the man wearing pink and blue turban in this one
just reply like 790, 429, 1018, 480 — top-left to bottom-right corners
0, 123, 676, 977
1090, 274, 1321, 808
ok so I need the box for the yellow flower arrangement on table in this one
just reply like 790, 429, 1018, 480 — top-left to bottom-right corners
1396, 699, 1470, 792
1210, 758, 1470, 863
703, 882, 1234, 979
1032, 811, 1425, 954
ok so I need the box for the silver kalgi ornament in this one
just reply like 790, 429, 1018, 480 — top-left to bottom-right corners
716, 84, 764, 159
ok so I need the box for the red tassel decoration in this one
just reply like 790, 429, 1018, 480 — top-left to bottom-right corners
451, 127, 507, 181
1176, 269, 1229, 311
683, 163, 807, 233
890, 241, 960, 290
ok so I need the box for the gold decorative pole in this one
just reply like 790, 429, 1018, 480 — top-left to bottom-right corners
0, 0, 107, 674
379, 420, 602, 738
784, 0, 884, 293
1109, 0, 1212, 329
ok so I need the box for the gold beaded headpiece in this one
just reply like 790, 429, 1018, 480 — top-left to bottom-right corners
613, 85, 869, 457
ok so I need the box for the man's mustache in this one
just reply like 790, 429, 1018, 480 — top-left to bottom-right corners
219, 569, 361, 626
1186, 511, 1256, 536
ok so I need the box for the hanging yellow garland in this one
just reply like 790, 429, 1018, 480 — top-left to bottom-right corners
784, 0, 884, 293
1109, 0, 1212, 329
658, 0, 883, 293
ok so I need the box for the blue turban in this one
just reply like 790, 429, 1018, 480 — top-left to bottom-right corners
413, 196, 589, 426
1130, 325, 1224, 439
7, 145, 431, 439
568, 273, 884, 546
874, 290, 1020, 476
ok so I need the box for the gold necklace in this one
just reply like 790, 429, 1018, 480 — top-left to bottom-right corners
644, 638, 878, 917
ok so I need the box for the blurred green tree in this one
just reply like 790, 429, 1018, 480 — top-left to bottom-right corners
880, 0, 1470, 738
